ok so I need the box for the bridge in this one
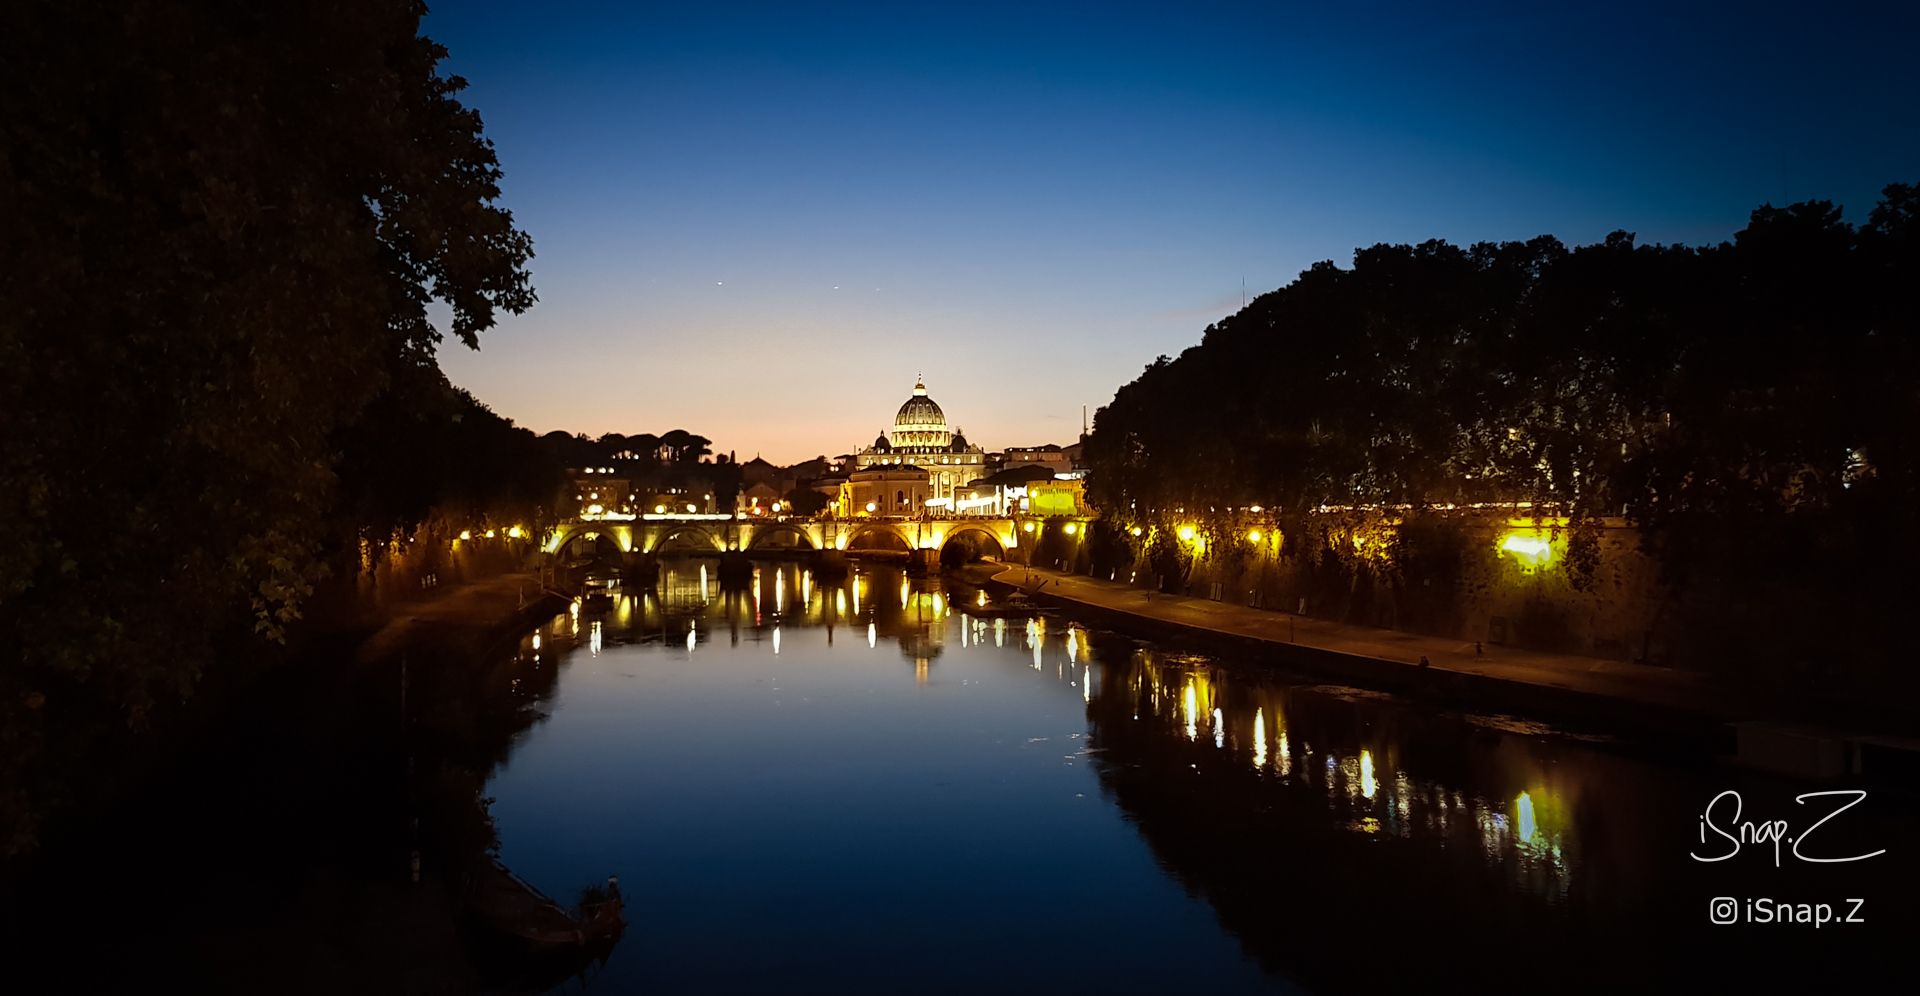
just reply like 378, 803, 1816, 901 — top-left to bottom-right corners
542, 513, 1090, 564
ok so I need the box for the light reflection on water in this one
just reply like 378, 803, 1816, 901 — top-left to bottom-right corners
489, 562, 1907, 994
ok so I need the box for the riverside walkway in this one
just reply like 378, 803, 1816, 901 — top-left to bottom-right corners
994, 564, 1761, 733
354, 572, 560, 669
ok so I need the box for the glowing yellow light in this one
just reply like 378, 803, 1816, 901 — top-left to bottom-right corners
531, 633, 541, 651
1253, 708, 1267, 770
1184, 682, 1198, 741
867, 622, 876, 648
1247, 529, 1261, 543
484, 529, 497, 538
1500, 531, 1554, 567
866, 502, 878, 513
459, 530, 472, 541
771, 501, 782, 513
686, 503, 697, 513
507, 525, 525, 539
654, 504, 666, 514
1360, 749, 1377, 800
1063, 522, 1077, 535
976, 590, 987, 607
1177, 525, 1196, 542
1130, 526, 1143, 537
772, 626, 781, 655
1249, 505, 1264, 513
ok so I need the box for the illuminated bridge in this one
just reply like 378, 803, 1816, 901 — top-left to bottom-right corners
542, 514, 1091, 565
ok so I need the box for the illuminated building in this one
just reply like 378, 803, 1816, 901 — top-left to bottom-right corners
850, 378, 987, 507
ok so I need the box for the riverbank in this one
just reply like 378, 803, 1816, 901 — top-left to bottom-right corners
5, 571, 574, 994
991, 564, 1912, 758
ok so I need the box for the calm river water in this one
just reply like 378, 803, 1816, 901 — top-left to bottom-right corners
490, 562, 1912, 993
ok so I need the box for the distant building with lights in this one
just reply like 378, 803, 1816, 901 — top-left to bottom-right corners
846, 378, 988, 512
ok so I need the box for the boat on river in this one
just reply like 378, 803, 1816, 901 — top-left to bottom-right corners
960, 592, 1043, 619
467, 857, 625, 955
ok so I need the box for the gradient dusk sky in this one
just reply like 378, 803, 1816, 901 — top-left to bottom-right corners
422, 1, 1919, 464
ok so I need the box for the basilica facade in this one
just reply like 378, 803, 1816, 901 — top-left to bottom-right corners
847, 378, 988, 513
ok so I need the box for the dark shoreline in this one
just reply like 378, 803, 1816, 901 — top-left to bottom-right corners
982, 565, 1919, 777
4, 572, 578, 994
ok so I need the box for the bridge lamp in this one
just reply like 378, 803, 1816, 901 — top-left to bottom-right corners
865, 502, 877, 513
654, 505, 666, 514
1023, 522, 1035, 533
1130, 526, 1143, 537
771, 501, 781, 513
485, 529, 497, 539
686, 503, 697, 513
1248, 529, 1262, 543
1063, 523, 1077, 535
1177, 525, 1197, 542
507, 525, 525, 539
458, 530, 472, 541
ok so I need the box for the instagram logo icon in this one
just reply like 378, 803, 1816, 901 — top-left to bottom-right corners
1709, 898, 1738, 924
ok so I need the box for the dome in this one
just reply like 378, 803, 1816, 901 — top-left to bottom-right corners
894, 379, 946, 430
889, 377, 952, 449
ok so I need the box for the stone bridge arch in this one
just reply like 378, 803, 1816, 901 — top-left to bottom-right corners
746, 521, 817, 551
650, 523, 724, 554
843, 523, 913, 552
939, 524, 1006, 560
546, 522, 633, 560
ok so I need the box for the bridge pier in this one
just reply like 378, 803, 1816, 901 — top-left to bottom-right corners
810, 548, 850, 579
717, 550, 753, 586
624, 551, 659, 588
904, 548, 940, 577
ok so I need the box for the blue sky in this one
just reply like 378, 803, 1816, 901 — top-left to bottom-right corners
424, 1, 1919, 463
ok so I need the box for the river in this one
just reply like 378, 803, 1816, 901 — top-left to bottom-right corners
490, 561, 1913, 993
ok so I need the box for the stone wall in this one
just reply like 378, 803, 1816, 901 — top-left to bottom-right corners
1095, 513, 1670, 664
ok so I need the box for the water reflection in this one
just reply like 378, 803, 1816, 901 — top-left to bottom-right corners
494, 561, 1913, 995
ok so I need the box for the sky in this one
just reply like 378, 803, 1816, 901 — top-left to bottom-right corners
422, 1, 1920, 464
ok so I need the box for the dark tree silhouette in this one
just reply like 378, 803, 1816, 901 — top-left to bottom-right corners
0, 0, 534, 852
1082, 186, 1920, 699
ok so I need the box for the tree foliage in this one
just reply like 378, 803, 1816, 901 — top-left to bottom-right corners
0, 0, 534, 852
1083, 187, 1920, 689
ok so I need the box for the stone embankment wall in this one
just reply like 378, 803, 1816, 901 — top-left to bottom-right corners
1085, 513, 1669, 663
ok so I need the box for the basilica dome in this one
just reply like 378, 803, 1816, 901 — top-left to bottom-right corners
890, 378, 951, 448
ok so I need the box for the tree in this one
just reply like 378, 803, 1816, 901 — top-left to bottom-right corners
1080, 185, 1919, 701
0, 0, 534, 852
